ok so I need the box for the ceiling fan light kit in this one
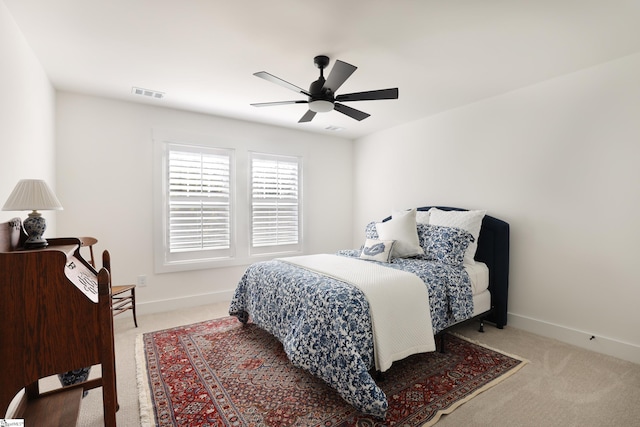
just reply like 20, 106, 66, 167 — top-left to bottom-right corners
309, 100, 334, 113
251, 55, 398, 123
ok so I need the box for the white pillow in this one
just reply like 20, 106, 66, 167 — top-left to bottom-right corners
416, 210, 430, 224
393, 208, 430, 224
360, 239, 395, 263
376, 209, 424, 258
428, 208, 486, 265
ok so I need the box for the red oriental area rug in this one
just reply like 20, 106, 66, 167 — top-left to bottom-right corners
137, 317, 527, 427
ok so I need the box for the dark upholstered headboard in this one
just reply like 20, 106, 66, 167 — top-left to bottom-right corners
383, 206, 510, 328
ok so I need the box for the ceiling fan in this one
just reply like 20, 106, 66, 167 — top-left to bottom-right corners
251, 55, 399, 123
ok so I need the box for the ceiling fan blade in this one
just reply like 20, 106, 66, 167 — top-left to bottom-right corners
323, 60, 357, 92
251, 100, 308, 107
254, 71, 311, 96
298, 110, 317, 123
334, 103, 370, 121
335, 88, 399, 102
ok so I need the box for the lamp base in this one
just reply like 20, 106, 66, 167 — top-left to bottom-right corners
23, 210, 49, 249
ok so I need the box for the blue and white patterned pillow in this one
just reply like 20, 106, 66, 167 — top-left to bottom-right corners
416, 224, 473, 266
360, 239, 395, 263
365, 221, 379, 239
428, 208, 485, 265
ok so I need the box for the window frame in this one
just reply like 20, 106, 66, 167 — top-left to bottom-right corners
154, 138, 236, 272
153, 130, 304, 273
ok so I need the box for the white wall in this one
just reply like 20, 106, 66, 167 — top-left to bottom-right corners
55, 93, 353, 313
4, 0, 637, 363
353, 53, 640, 363
0, 3, 56, 226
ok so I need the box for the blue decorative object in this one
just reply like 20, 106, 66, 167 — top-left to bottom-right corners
58, 367, 91, 397
23, 212, 49, 248
363, 242, 386, 256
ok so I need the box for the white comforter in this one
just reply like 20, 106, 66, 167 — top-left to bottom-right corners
280, 254, 435, 371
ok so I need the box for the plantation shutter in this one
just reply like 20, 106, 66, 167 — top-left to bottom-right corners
251, 153, 301, 249
167, 145, 231, 253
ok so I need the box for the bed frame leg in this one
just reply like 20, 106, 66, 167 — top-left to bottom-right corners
439, 334, 445, 353
478, 319, 485, 333
376, 370, 385, 382
235, 310, 249, 324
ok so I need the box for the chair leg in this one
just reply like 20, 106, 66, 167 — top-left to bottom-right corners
131, 287, 138, 328
111, 286, 138, 327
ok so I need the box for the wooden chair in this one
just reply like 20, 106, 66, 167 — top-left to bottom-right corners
111, 285, 138, 328
80, 237, 138, 328
79, 236, 98, 267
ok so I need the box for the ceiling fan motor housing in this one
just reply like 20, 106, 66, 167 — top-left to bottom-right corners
309, 77, 333, 98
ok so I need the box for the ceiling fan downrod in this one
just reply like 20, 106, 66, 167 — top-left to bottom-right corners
308, 55, 334, 112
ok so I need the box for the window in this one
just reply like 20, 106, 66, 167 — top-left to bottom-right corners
167, 146, 232, 254
153, 131, 303, 272
250, 153, 302, 255
156, 142, 234, 271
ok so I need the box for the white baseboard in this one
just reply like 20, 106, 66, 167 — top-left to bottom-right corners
134, 299, 640, 364
508, 313, 640, 365
136, 290, 235, 316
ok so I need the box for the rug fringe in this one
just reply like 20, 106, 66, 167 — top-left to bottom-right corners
135, 333, 156, 427
450, 332, 531, 363
420, 333, 530, 427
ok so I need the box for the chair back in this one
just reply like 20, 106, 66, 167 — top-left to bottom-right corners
79, 236, 98, 267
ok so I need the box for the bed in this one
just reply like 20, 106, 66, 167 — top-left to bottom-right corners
229, 206, 509, 418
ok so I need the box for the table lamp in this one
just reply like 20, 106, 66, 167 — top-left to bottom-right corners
2, 179, 64, 248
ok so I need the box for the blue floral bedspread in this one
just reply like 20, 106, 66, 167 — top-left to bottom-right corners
228, 251, 473, 418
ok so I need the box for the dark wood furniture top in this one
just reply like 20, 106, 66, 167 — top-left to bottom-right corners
0, 218, 118, 426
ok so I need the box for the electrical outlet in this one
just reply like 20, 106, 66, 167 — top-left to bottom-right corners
137, 275, 147, 286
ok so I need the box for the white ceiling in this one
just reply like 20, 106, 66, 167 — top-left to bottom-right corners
5, 0, 640, 139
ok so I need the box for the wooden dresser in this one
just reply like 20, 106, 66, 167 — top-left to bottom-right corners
0, 218, 117, 426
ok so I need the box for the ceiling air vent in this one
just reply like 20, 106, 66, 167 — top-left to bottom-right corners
131, 87, 165, 99
325, 125, 345, 132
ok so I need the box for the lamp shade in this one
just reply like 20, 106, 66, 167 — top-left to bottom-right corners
2, 179, 64, 211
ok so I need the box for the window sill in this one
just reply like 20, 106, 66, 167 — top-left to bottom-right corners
155, 250, 304, 273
